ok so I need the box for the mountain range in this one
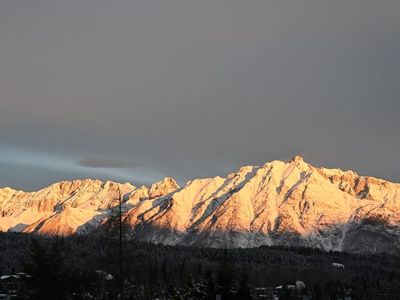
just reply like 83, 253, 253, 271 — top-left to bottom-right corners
1, 156, 399, 253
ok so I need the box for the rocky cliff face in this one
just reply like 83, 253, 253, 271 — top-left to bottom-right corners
0, 179, 136, 234
1, 157, 400, 253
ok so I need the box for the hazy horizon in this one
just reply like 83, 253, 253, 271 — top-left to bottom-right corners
1, 0, 399, 190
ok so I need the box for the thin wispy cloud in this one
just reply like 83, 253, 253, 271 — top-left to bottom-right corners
0, 145, 165, 190
77, 158, 142, 169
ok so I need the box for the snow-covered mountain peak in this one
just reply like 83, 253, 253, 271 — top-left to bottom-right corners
1, 159, 400, 253
289, 155, 305, 164
149, 177, 180, 198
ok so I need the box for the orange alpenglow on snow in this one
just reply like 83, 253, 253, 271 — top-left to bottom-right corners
1, 157, 399, 253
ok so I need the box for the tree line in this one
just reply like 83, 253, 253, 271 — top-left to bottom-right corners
0, 232, 400, 299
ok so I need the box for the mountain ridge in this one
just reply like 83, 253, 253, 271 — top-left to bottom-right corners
1, 156, 399, 253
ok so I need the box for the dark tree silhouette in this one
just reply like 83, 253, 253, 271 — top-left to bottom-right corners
24, 239, 68, 300
237, 271, 252, 300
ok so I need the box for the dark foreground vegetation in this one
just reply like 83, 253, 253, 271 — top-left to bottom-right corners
0, 232, 400, 299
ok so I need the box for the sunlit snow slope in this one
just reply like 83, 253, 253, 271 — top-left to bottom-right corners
1, 156, 399, 253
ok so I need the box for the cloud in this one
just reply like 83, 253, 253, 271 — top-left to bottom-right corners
77, 158, 141, 169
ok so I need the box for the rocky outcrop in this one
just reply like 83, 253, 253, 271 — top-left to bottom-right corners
0, 179, 136, 234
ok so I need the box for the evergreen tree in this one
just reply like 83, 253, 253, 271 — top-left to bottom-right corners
237, 271, 251, 300
204, 269, 216, 300
24, 239, 68, 300
216, 260, 233, 299
313, 283, 322, 300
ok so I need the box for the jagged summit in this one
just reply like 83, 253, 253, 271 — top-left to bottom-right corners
149, 177, 180, 198
1, 159, 400, 253
289, 154, 305, 163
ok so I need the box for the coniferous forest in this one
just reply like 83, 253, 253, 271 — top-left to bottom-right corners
0, 232, 400, 299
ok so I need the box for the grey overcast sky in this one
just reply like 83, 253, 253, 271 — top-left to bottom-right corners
0, 0, 399, 190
